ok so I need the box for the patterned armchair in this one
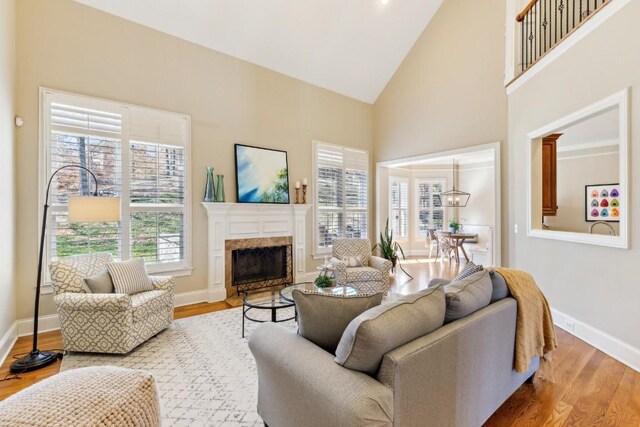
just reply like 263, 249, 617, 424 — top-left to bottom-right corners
332, 238, 392, 295
50, 253, 175, 354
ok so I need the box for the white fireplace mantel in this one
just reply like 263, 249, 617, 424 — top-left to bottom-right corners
201, 202, 312, 302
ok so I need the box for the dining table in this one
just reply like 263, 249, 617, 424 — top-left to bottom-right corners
449, 233, 477, 263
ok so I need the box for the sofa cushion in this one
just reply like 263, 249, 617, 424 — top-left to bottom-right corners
344, 267, 384, 282
49, 252, 115, 295
131, 290, 172, 322
452, 261, 483, 282
107, 259, 154, 295
335, 286, 446, 375
293, 290, 383, 354
82, 269, 114, 294
488, 269, 510, 302
443, 269, 492, 323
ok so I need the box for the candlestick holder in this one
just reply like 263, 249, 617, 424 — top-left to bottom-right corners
302, 184, 308, 204
295, 188, 300, 204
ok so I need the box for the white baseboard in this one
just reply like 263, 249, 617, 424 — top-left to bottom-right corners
0, 322, 18, 369
17, 313, 61, 337
552, 308, 640, 373
206, 289, 227, 303
174, 289, 209, 307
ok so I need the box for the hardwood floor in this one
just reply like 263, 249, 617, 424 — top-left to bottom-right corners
1, 259, 639, 426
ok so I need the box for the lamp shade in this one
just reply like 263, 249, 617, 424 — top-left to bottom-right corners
68, 196, 121, 223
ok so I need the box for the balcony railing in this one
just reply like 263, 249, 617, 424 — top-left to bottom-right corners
517, 0, 611, 74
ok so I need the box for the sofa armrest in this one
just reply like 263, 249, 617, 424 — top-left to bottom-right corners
150, 275, 175, 292
428, 278, 451, 288
249, 323, 393, 427
370, 256, 392, 274
54, 292, 131, 312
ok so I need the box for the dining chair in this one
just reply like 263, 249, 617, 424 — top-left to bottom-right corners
426, 228, 440, 259
436, 231, 454, 262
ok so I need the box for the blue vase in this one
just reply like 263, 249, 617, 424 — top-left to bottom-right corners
215, 174, 225, 202
203, 167, 216, 202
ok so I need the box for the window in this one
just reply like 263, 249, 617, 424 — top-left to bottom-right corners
313, 142, 368, 253
389, 177, 409, 239
416, 178, 446, 236
42, 89, 191, 274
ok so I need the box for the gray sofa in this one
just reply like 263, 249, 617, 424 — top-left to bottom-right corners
249, 275, 539, 427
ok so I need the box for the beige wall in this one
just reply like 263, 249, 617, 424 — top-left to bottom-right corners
0, 0, 16, 339
14, 0, 373, 319
0, 0, 16, 340
457, 163, 495, 227
546, 150, 619, 234
508, 1, 640, 349
373, 0, 508, 260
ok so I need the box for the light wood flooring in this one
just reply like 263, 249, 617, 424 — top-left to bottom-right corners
1, 258, 639, 426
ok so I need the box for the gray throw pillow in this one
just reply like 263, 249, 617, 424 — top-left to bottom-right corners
487, 268, 510, 302
106, 259, 154, 295
293, 290, 383, 354
334, 286, 446, 375
82, 269, 114, 294
443, 269, 492, 323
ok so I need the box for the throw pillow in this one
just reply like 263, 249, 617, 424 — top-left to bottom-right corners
293, 290, 383, 354
443, 269, 492, 323
342, 256, 364, 267
451, 260, 484, 282
82, 269, 114, 294
335, 286, 446, 375
106, 259, 154, 295
486, 267, 510, 303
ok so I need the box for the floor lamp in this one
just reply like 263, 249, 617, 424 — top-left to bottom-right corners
10, 165, 120, 374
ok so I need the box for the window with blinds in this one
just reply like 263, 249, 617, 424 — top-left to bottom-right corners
314, 142, 369, 252
42, 89, 191, 274
416, 178, 446, 236
390, 178, 409, 238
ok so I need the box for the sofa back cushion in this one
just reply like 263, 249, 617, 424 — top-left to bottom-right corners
50, 252, 115, 295
443, 269, 492, 323
293, 290, 383, 354
334, 286, 446, 375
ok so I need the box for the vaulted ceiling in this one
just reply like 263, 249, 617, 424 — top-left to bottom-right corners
74, 0, 443, 104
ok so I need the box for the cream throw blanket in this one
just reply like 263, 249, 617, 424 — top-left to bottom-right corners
496, 268, 557, 378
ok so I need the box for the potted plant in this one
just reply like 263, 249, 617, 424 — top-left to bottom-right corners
373, 218, 407, 271
448, 218, 461, 233
314, 273, 333, 288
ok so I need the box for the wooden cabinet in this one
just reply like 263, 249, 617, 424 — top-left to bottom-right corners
541, 133, 561, 216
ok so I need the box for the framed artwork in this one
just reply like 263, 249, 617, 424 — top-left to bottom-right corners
585, 183, 620, 222
235, 144, 290, 204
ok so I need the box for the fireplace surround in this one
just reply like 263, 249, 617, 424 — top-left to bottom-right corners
202, 202, 312, 302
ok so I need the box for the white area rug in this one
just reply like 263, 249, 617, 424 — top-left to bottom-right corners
60, 306, 297, 426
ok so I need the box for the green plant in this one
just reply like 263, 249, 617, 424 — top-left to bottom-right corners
314, 274, 333, 288
373, 218, 406, 261
448, 218, 461, 232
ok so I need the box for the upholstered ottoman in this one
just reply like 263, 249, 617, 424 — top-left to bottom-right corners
0, 366, 160, 426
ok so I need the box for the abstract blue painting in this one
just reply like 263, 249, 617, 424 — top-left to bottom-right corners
235, 144, 290, 204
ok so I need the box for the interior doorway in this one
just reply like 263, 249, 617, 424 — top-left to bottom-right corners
376, 142, 502, 267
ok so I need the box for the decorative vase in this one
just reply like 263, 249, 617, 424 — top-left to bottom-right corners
215, 174, 225, 202
203, 167, 216, 202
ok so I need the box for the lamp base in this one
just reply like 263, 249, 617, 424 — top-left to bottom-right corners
10, 350, 58, 374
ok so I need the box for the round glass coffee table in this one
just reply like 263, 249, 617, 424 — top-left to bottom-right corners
242, 290, 295, 338
280, 282, 360, 303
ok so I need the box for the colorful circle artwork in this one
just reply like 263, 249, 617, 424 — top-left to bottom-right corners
586, 184, 621, 222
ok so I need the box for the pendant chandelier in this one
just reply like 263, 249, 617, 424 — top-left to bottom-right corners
442, 158, 470, 207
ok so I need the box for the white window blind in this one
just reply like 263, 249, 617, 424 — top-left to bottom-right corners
314, 142, 369, 253
390, 177, 409, 238
416, 178, 446, 236
43, 89, 191, 274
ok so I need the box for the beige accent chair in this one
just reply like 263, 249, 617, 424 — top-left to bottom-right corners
49, 252, 175, 354
332, 238, 392, 295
